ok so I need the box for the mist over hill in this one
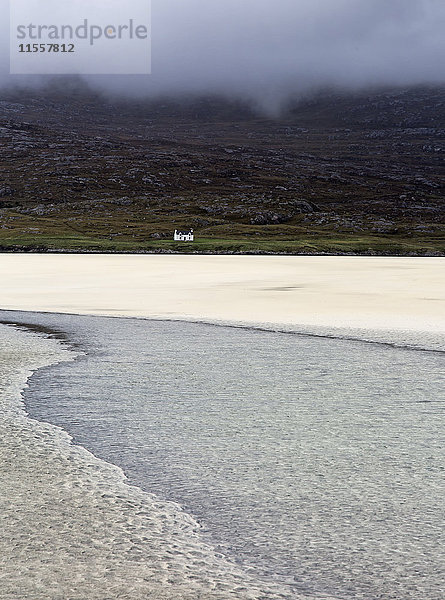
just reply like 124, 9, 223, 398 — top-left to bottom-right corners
2, 0, 445, 113
0, 81, 444, 254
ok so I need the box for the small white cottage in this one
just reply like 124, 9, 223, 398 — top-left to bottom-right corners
174, 229, 194, 242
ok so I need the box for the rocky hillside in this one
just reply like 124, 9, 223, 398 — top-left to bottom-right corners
0, 83, 444, 254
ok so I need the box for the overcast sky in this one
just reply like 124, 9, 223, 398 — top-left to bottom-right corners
2, 0, 445, 109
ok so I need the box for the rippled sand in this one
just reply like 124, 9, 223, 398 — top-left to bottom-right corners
13, 312, 445, 600
1, 255, 444, 599
0, 255, 444, 333
0, 325, 297, 600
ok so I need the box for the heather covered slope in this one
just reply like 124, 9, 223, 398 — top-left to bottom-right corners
1, 84, 444, 254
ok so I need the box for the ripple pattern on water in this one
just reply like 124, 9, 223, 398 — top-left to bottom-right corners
1, 311, 444, 600
0, 324, 297, 600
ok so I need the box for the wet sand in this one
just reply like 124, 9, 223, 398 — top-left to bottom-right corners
1, 255, 444, 600
0, 254, 444, 333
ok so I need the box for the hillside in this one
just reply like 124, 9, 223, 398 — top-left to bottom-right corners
1, 84, 444, 254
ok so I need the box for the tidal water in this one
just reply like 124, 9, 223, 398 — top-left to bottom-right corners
1, 311, 444, 600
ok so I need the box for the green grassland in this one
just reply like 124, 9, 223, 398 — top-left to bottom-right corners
0, 211, 442, 255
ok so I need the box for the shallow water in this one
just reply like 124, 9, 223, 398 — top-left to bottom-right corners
1, 311, 444, 599
0, 322, 290, 600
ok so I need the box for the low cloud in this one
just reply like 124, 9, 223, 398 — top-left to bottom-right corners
2, 0, 445, 109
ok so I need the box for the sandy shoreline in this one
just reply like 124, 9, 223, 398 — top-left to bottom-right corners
0, 254, 444, 334
1, 256, 444, 600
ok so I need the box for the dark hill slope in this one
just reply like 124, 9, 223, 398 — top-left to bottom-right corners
0, 85, 444, 254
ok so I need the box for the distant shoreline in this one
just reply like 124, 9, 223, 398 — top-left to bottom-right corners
0, 247, 443, 257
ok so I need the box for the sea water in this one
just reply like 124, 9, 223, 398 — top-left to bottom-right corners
0, 311, 444, 600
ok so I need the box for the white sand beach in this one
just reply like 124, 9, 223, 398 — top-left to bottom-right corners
1, 255, 444, 600
0, 254, 444, 333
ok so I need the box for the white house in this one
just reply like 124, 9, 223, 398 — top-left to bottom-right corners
174, 229, 194, 242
